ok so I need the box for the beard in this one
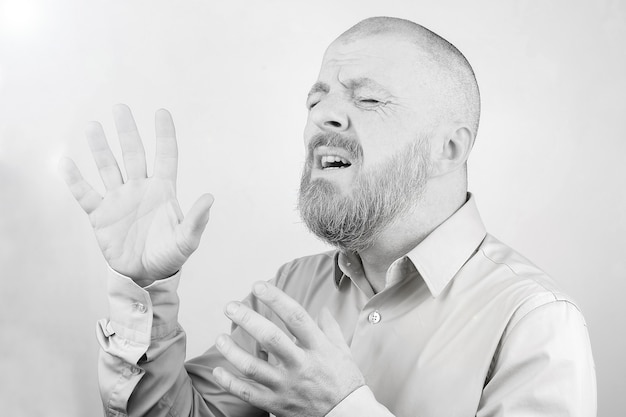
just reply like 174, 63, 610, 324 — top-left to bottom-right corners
298, 132, 432, 253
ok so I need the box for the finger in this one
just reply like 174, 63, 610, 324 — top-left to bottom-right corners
85, 121, 124, 190
212, 367, 270, 410
215, 334, 280, 386
223, 301, 302, 364
58, 157, 103, 214
113, 103, 147, 180
317, 307, 347, 348
252, 282, 323, 349
177, 193, 214, 256
153, 108, 178, 183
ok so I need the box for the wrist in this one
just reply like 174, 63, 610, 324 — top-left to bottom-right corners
107, 262, 180, 286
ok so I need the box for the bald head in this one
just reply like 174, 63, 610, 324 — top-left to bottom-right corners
336, 17, 480, 138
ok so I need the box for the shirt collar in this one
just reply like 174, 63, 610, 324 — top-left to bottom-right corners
333, 194, 487, 297
406, 194, 486, 297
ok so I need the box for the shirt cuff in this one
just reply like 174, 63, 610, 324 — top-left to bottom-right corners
106, 267, 182, 346
326, 386, 395, 417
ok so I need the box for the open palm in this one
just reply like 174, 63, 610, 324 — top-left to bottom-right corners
60, 104, 213, 282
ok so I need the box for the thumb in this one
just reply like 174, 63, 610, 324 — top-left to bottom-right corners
318, 307, 347, 348
178, 193, 214, 254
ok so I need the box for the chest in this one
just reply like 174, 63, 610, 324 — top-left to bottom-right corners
326, 279, 507, 417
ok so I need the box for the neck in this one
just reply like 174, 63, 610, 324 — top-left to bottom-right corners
358, 181, 467, 293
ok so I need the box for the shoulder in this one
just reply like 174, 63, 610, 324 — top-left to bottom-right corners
474, 234, 575, 300
274, 250, 336, 278
470, 236, 594, 398
271, 250, 338, 295
473, 234, 587, 334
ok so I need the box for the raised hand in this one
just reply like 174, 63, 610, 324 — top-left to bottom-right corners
213, 282, 365, 417
59, 104, 214, 283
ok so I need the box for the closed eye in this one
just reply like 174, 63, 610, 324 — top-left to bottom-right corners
356, 97, 387, 109
307, 100, 320, 110
306, 94, 322, 110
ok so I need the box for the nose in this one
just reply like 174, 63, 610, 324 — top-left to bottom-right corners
308, 95, 350, 132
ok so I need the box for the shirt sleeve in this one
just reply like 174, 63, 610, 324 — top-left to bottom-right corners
477, 299, 597, 417
325, 386, 396, 417
97, 268, 268, 417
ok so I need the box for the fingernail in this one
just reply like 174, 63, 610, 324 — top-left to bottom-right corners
215, 335, 226, 348
253, 282, 267, 296
225, 302, 239, 315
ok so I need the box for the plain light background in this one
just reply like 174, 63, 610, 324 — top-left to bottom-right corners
1, 0, 624, 416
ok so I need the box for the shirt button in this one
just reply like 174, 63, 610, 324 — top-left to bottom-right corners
133, 302, 147, 314
368, 310, 381, 324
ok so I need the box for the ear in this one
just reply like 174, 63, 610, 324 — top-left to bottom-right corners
432, 126, 474, 176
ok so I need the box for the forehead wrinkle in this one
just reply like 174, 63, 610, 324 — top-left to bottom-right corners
324, 43, 413, 97
333, 17, 481, 134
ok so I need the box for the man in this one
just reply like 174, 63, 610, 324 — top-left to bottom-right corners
60, 17, 596, 417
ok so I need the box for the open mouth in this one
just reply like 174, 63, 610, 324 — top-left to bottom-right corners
320, 155, 352, 169
313, 146, 355, 171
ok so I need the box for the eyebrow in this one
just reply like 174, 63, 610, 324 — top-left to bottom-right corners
307, 82, 330, 98
345, 77, 388, 93
307, 77, 389, 98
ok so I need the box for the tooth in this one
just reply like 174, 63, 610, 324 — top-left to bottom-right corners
319, 154, 353, 169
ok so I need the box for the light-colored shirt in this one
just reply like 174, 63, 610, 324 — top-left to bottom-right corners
98, 196, 596, 416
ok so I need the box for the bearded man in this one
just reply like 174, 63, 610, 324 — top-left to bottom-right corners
61, 17, 596, 417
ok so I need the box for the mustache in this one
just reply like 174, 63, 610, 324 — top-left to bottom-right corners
307, 132, 363, 162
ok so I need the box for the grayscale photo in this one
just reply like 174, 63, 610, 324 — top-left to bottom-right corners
1, 1, 624, 416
